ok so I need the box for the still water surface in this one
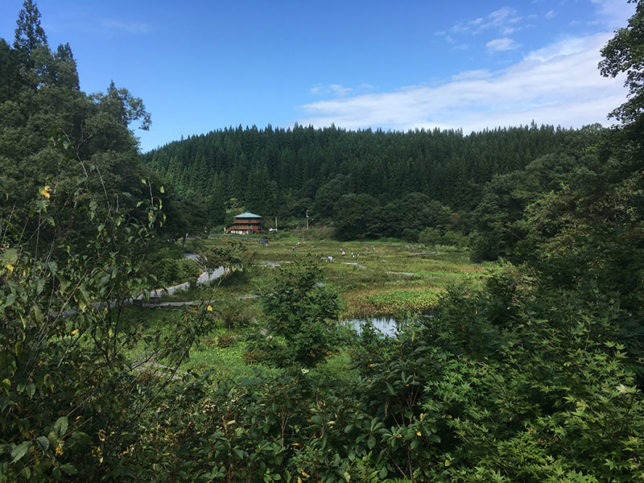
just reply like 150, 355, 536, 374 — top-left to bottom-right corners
345, 318, 398, 337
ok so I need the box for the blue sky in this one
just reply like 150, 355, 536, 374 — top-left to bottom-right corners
0, 0, 635, 152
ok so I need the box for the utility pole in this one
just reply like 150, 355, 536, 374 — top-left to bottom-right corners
275, 216, 278, 231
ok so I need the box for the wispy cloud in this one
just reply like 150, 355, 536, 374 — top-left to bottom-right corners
99, 18, 152, 35
590, 0, 636, 28
437, 7, 523, 50
450, 69, 492, 81
310, 83, 373, 97
444, 7, 523, 36
525, 36, 587, 62
486, 37, 520, 52
298, 33, 625, 133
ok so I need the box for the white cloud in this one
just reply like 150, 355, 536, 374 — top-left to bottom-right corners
329, 84, 352, 96
310, 83, 373, 97
545, 10, 555, 19
311, 84, 352, 96
486, 37, 520, 52
298, 33, 626, 133
525, 36, 588, 62
446, 7, 523, 36
451, 69, 492, 81
590, 0, 636, 28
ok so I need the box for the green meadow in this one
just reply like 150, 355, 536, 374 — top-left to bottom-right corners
131, 228, 496, 375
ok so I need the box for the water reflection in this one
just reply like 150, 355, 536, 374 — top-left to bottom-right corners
345, 318, 398, 337
344, 314, 433, 337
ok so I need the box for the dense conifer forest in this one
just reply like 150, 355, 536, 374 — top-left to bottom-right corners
143, 123, 603, 244
1, 1, 642, 481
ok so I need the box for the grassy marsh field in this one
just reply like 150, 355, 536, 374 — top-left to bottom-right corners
130, 229, 496, 376
178, 228, 495, 318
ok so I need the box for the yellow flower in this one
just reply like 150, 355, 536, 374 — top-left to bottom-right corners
417, 431, 422, 437
40, 186, 52, 199
5, 264, 13, 272
302, 471, 310, 478
207, 305, 213, 312
71, 329, 79, 336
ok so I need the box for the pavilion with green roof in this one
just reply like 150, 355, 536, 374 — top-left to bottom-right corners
226, 212, 263, 234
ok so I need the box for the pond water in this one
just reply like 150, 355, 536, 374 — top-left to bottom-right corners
344, 314, 434, 337
344, 317, 398, 337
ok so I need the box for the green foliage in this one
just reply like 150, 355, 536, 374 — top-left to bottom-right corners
599, 0, 644, 130
420, 227, 468, 248
0, 4, 210, 479
248, 259, 341, 368
1, 2, 642, 481
470, 150, 601, 261
0, 184, 215, 480
151, 256, 201, 286
216, 298, 253, 330
199, 239, 255, 272
420, 273, 643, 481
144, 123, 597, 239
334, 193, 383, 240
13, 0, 47, 65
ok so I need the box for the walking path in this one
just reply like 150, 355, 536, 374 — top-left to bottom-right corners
61, 254, 228, 317
145, 265, 227, 299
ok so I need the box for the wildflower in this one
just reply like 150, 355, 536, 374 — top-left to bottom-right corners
40, 186, 52, 199
71, 329, 79, 336
207, 305, 213, 312
6, 264, 13, 272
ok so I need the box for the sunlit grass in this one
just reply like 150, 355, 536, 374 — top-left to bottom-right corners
135, 229, 497, 372
181, 232, 496, 317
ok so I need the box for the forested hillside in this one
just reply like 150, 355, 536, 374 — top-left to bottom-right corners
143, 123, 601, 234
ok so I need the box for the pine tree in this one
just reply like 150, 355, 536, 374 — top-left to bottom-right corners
13, 0, 47, 64
52, 42, 79, 89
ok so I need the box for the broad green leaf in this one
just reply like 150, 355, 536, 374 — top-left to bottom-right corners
32, 305, 43, 324
53, 416, 68, 437
60, 464, 78, 475
36, 436, 49, 451
2, 248, 18, 266
11, 441, 31, 463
